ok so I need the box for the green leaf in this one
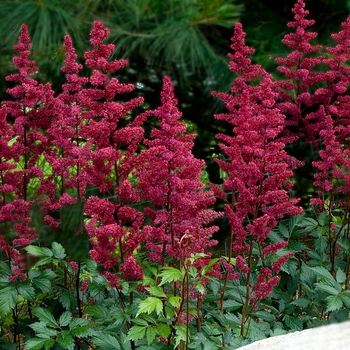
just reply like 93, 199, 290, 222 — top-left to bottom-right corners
0, 261, 13, 276
56, 330, 74, 350
18, 283, 35, 301
32, 308, 59, 329
159, 267, 184, 286
315, 282, 341, 295
51, 242, 66, 259
196, 283, 205, 294
278, 223, 289, 238
136, 297, 163, 317
85, 259, 97, 273
131, 317, 149, 326
85, 305, 108, 319
59, 311, 72, 327
33, 278, 51, 293
146, 326, 156, 345
25, 246, 53, 258
29, 322, 58, 338
326, 295, 343, 312
336, 269, 346, 284
156, 324, 171, 338
222, 300, 242, 311
314, 236, 327, 254
283, 315, 303, 331
69, 318, 90, 329
43, 338, 55, 350
168, 296, 181, 308
146, 286, 166, 298
318, 211, 329, 226
24, 337, 48, 350
71, 324, 95, 337
254, 310, 276, 322
310, 266, 339, 287
174, 324, 187, 348
127, 326, 147, 341
291, 298, 311, 308
0, 286, 18, 318
340, 291, 350, 308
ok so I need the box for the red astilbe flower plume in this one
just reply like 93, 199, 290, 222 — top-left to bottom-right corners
213, 22, 302, 329
81, 21, 145, 286
274, 0, 324, 141
1, 25, 57, 248
136, 77, 222, 263
320, 16, 350, 148
44, 35, 91, 230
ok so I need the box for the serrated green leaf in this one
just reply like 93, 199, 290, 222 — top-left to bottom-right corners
33, 278, 51, 293
34, 257, 53, 268
51, 242, 66, 259
174, 324, 187, 348
30, 322, 58, 339
196, 283, 205, 294
40, 270, 56, 279
156, 324, 171, 338
43, 338, 55, 350
71, 324, 95, 337
254, 310, 276, 322
24, 337, 48, 350
146, 326, 156, 345
18, 283, 35, 301
326, 295, 343, 312
92, 334, 121, 349
310, 266, 339, 286
340, 293, 350, 308
283, 315, 303, 331
146, 286, 166, 298
25, 246, 53, 258
85, 259, 97, 273
336, 269, 346, 284
59, 311, 72, 327
0, 286, 18, 318
69, 318, 90, 330
32, 308, 59, 328
132, 317, 149, 326
314, 236, 327, 254
318, 211, 329, 226
159, 267, 184, 286
278, 223, 289, 238
56, 330, 74, 350
300, 217, 318, 230
136, 297, 163, 317
222, 300, 242, 311
127, 326, 147, 341
291, 298, 310, 308
315, 282, 341, 295
85, 305, 108, 319
168, 296, 181, 308
0, 261, 13, 276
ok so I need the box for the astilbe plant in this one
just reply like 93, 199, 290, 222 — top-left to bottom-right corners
80, 21, 146, 286
213, 22, 302, 336
0, 24, 57, 275
274, 0, 324, 141
136, 76, 221, 265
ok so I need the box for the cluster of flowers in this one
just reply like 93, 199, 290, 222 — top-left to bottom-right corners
1, 0, 349, 313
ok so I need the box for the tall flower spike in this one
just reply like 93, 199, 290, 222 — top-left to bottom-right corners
137, 76, 221, 263
274, 0, 324, 141
82, 21, 145, 286
322, 16, 350, 146
1, 24, 57, 247
213, 22, 302, 332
